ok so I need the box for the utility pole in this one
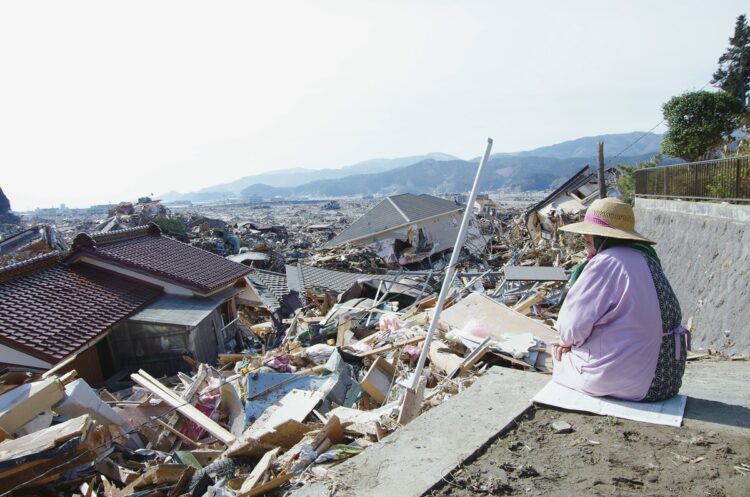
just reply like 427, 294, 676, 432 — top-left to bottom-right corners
597, 141, 606, 199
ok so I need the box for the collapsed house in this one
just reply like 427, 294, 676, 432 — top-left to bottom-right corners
0, 223, 252, 382
323, 193, 479, 265
0, 189, 598, 497
473, 195, 498, 218
0, 224, 66, 266
525, 165, 620, 240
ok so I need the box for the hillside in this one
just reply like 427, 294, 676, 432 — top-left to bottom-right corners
163, 153, 460, 202
241, 152, 676, 199
498, 132, 663, 159
161, 132, 664, 202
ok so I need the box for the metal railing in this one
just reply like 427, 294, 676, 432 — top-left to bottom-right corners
634, 155, 750, 202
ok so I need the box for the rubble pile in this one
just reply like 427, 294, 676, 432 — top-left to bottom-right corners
0, 224, 66, 266
94, 199, 171, 233
0, 256, 577, 496
0, 193, 595, 496
171, 201, 373, 263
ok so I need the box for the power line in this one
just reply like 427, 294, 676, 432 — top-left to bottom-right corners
605, 80, 715, 166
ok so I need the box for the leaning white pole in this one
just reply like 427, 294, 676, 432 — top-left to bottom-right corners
409, 137, 493, 390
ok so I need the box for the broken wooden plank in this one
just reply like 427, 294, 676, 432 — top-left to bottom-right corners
360, 357, 396, 404
130, 371, 236, 445
239, 447, 281, 494
448, 338, 491, 379
0, 415, 90, 465
428, 340, 465, 375
512, 291, 545, 315
228, 419, 314, 457
310, 414, 343, 449
151, 417, 202, 447
114, 464, 188, 497
237, 472, 294, 497
353, 336, 425, 358
336, 312, 352, 346
0, 377, 65, 436
168, 466, 195, 497
397, 375, 426, 426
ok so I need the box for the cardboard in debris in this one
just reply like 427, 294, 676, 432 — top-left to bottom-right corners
360, 356, 396, 404
245, 372, 331, 425
440, 292, 557, 371
253, 389, 324, 430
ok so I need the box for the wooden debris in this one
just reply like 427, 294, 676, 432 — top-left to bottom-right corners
131, 370, 236, 445
0, 377, 65, 436
360, 357, 396, 404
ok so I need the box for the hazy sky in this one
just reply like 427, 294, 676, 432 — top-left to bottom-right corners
1, 1, 746, 211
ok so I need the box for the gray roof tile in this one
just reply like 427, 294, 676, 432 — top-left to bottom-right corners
286, 264, 376, 295
324, 194, 461, 247
246, 270, 289, 311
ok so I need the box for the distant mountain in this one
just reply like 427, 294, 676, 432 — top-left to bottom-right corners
161, 132, 664, 202
240, 152, 678, 199
489, 132, 663, 160
163, 153, 460, 202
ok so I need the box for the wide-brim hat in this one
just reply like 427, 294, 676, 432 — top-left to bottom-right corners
559, 197, 655, 244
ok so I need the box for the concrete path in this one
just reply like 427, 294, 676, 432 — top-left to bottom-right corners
290, 359, 750, 497
680, 359, 750, 437
290, 368, 549, 497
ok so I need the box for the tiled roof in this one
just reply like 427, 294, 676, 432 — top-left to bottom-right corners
0, 252, 161, 363
69, 223, 251, 294
324, 194, 462, 248
246, 270, 289, 311
286, 264, 378, 295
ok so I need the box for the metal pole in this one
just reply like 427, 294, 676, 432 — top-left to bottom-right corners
409, 138, 494, 390
597, 141, 606, 199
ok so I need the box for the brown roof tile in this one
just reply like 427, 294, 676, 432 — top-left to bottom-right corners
0, 254, 162, 363
70, 223, 251, 294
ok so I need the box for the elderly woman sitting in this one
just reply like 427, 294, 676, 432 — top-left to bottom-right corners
552, 198, 688, 402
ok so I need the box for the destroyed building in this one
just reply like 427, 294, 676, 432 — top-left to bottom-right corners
0, 223, 251, 381
323, 193, 478, 266
1, 152, 743, 497
525, 165, 620, 240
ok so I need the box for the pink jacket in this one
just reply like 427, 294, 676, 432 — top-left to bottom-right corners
552, 247, 662, 401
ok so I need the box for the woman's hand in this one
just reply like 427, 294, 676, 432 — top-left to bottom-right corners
552, 340, 571, 361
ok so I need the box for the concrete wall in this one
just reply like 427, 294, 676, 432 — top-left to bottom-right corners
635, 198, 749, 356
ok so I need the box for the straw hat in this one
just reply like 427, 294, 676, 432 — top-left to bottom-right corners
559, 197, 655, 244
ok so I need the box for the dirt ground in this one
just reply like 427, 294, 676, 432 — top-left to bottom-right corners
430, 406, 750, 497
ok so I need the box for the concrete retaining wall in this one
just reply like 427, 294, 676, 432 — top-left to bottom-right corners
634, 198, 749, 356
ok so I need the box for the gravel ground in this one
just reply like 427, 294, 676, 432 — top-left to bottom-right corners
430, 406, 750, 497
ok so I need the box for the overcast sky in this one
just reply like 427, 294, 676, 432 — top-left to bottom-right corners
1, 1, 746, 211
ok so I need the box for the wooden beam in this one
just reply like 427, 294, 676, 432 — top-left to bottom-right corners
397, 375, 426, 426
236, 472, 294, 497
447, 337, 491, 379
238, 447, 281, 494
130, 371, 235, 445
353, 336, 425, 358
336, 313, 352, 346
512, 291, 545, 315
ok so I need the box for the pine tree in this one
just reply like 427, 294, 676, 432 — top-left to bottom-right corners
711, 14, 750, 108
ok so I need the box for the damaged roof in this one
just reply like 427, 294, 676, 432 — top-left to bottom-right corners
0, 252, 162, 363
246, 269, 289, 311
324, 194, 462, 248
286, 264, 377, 295
68, 223, 251, 294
